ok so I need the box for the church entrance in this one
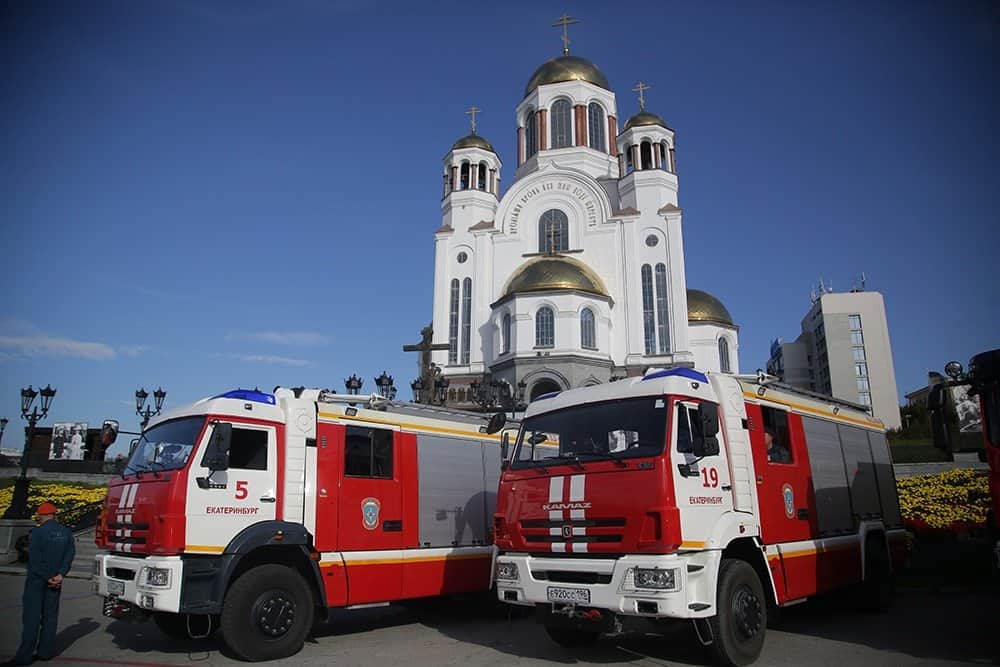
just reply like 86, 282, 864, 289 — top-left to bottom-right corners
529, 379, 562, 402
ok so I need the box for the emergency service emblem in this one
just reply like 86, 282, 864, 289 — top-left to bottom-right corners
781, 483, 795, 519
362, 497, 381, 530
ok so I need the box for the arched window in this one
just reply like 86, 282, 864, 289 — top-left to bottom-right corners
448, 279, 459, 363
477, 163, 487, 191
536, 306, 554, 348
719, 337, 731, 373
551, 99, 572, 148
525, 110, 538, 159
641, 264, 655, 354
625, 144, 634, 174
461, 278, 472, 364
581, 308, 596, 349
669, 146, 676, 172
640, 141, 653, 170
588, 103, 605, 151
459, 163, 470, 190
502, 313, 511, 354
538, 209, 569, 253
654, 263, 670, 354
660, 141, 670, 171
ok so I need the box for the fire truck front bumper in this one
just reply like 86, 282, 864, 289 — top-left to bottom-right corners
495, 551, 720, 619
93, 553, 184, 615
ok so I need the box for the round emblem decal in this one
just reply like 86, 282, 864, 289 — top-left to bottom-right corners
362, 497, 381, 531
781, 484, 795, 519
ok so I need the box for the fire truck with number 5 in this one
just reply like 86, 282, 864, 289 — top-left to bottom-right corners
93, 388, 508, 662
493, 367, 906, 666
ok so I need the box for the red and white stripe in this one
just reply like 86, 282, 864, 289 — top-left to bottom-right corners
114, 483, 139, 553
548, 474, 587, 553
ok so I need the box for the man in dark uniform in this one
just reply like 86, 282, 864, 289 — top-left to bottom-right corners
11, 502, 75, 665
765, 428, 792, 464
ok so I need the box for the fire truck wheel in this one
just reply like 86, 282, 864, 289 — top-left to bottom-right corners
220, 564, 315, 662
858, 536, 892, 613
153, 612, 218, 639
709, 559, 766, 667
544, 625, 600, 647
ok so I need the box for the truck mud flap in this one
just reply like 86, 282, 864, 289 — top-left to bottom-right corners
536, 603, 621, 635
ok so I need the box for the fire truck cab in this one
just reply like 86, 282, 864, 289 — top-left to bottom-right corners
494, 368, 905, 666
93, 388, 508, 661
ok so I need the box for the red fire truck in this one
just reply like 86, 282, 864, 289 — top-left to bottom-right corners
929, 349, 1000, 571
493, 367, 906, 666
93, 388, 507, 661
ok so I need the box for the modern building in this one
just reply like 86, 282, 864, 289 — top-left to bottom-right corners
425, 41, 740, 407
767, 290, 901, 429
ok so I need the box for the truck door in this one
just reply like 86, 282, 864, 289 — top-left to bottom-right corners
185, 421, 278, 552
337, 424, 403, 604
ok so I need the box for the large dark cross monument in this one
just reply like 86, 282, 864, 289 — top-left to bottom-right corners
403, 324, 450, 404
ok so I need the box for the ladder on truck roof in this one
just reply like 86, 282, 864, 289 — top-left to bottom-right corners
314, 390, 516, 430
732, 371, 874, 417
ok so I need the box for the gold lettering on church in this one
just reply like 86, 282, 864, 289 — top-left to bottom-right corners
507, 180, 598, 233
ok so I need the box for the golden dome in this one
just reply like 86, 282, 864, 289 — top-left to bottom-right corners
501, 255, 610, 299
623, 111, 668, 131
452, 134, 495, 152
687, 289, 734, 326
524, 55, 611, 96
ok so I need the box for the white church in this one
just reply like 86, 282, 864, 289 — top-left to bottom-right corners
427, 37, 740, 406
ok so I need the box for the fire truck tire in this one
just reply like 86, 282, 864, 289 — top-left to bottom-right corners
153, 612, 219, 639
544, 625, 600, 647
858, 536, 892, 613
220, 564, 314, 662
709, 559, 766, 667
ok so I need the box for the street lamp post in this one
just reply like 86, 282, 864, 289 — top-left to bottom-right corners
0, 417, 8, 447
2, 385, 56, 520
374, 372, 397, 401
136, 387, 167, 430
410, 378, 424, 403
345, 374, 363, 396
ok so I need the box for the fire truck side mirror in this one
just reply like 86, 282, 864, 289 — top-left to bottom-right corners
203, 422, 232, 471
500, 432, 510, 463
101, 419, 120, 447
693, 403, 721, 458
485, 412, 507, 435
928, 384, 951, 452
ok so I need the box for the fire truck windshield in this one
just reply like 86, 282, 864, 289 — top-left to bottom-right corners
511, 397, 668, 469
124, 417, 205, 477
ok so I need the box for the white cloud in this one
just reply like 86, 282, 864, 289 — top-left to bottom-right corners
228, 354, 310, 367
0, 335, 116, 361
226, 331, 330, 346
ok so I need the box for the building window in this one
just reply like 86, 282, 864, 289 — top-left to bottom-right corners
849, 314, 862, 329
654, 263, 670, 354
476, 163, 487, 191
624, 144, 634, 174
853, 347, 865, 362
719, 337, 731, 373
645, 234, 659, 247
457, 251, 468, 264
581, 308, 596, 349
855, 362, 868, 378
551, 99, 572, 148
502, 312, 511, 354
859, 392, 872, 407
660, 141, 670, 171
641, 264, 656, 354
525, 111, 537, 159
851, 331, 864, 346
461, 278, 472, 364
344, 426, 393, 479
448, 279, 459, 364
857, 378, 870, 393
640, 141, 653, 170
459, 162, 470, 190
536, 306, 554, 348
588, 102, 605, 151
539, 209, 569, 253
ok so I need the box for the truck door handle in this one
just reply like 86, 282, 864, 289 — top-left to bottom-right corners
260, 496, 276, 503
796, 508, 809, 520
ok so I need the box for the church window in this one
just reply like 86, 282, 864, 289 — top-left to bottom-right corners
457, 251, 468, 264
502, 312, 511, 354
641, 264, 656, 354
459, 162, 470, 190
655, 263, 670, 354
536, 306, 554, 348
461, 278, 472, 364
525, 110, 538, 159
588, 103, 605, 151
539, 209, 569, 253
669, 146, 677, 172
624, 144, 634, 174
645, 234, 659, 247
477, 163, 487, 191
660, 141, 670, 171
719, 337, 731, 373
581, 308, 596, 350
640, 141, 653, 170
551, 99, 572, 148
448, 279, 459, 364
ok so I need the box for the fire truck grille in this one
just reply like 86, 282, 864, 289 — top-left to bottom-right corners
523, 534, 621, 544
107, 522, 150, 531
532, 570, 613, 584
107, 536, 147, 545
520, 518, 626, 529
107, 567, 137, 581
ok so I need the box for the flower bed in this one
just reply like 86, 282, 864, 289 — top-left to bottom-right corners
897, 468, 990, 535
0, 481, 107, 526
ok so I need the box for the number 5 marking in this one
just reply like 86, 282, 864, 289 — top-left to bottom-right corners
235, 480, 249, 500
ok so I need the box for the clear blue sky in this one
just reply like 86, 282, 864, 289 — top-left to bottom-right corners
2, 1, 997, 457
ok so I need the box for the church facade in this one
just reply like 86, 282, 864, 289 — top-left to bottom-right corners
428, 49, 739, 407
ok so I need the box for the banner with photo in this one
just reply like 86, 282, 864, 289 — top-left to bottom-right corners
951, 385, 982, 434
50, 422, 88, 461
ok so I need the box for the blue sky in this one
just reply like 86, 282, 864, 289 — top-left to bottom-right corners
2, 1, 997, 457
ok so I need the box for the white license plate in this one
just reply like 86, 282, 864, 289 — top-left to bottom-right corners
108, 580, 125, 596
547, 586, 590, 604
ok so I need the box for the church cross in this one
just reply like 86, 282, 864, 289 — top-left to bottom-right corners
547, 221, 558, 255
465, 105, 481, 134
552, 13, 580, 55
633, 81, 651, 111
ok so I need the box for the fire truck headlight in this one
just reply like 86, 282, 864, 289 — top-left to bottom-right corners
632, 567, 678, 591
144, 567, 171, 587
495, 561, 519, 581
